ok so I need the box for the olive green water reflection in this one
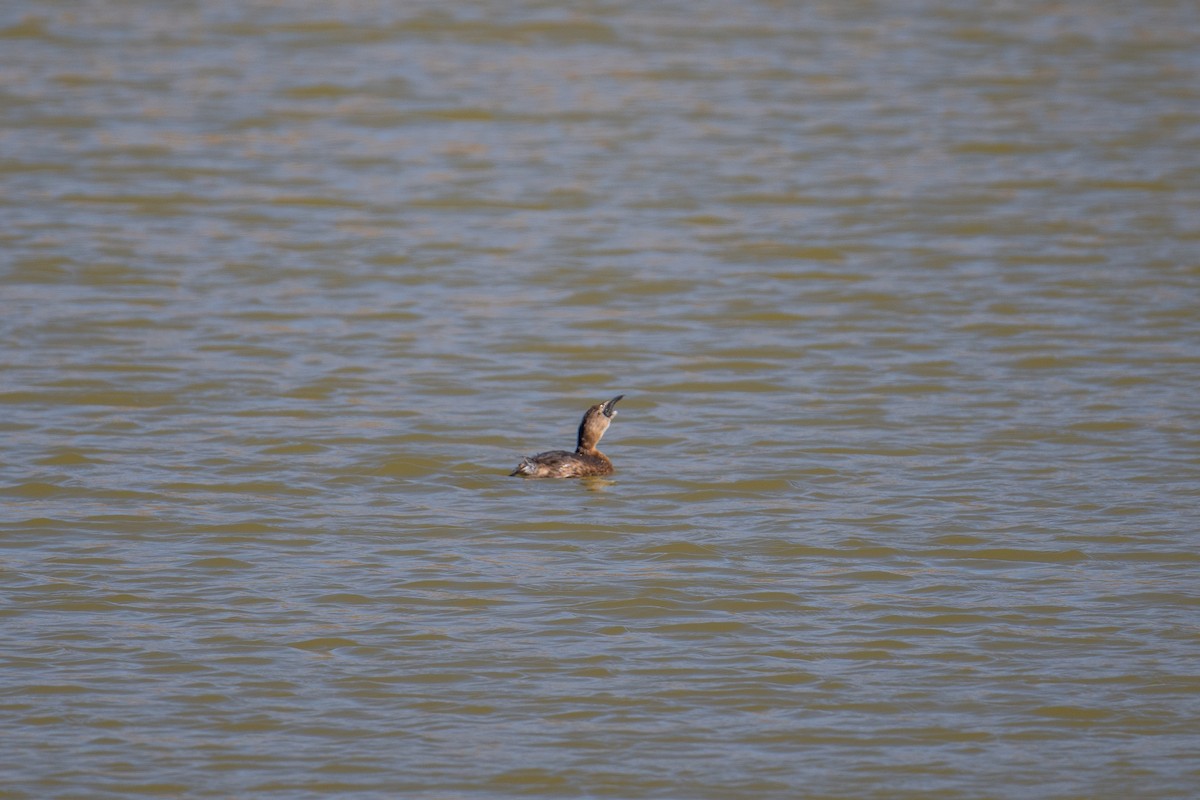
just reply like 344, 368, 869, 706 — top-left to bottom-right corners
2, 2, 1199, 798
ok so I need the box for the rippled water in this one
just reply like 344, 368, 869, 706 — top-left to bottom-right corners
3, 2, 1199, 798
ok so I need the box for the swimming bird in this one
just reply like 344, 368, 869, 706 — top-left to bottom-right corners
510, 395, 624, 478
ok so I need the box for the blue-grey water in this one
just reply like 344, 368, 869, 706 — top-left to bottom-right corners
2, 2, 1199, 798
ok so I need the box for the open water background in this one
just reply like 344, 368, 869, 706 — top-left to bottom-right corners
2, 1, 1199, 798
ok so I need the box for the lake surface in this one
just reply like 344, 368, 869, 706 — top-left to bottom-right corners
2, 2, 1199, 798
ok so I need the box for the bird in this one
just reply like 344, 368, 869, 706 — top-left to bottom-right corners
510, 395, 624, 478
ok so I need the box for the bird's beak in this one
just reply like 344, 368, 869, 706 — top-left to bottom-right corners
602, 395, 624, 418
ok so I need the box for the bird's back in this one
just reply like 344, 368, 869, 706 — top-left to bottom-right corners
510, 450, 613, 478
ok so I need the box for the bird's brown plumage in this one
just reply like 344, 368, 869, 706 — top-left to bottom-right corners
511, 395, 624, 478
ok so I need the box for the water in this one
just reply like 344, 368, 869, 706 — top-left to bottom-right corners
2, 2, 1199, 798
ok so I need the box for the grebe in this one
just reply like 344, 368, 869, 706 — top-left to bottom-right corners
510, 395, 624, 478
